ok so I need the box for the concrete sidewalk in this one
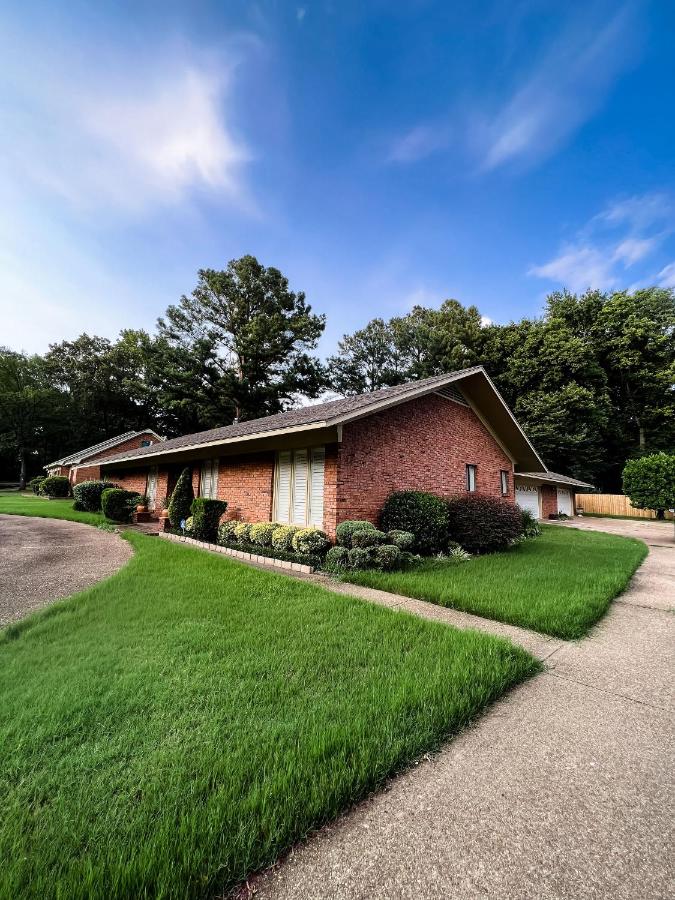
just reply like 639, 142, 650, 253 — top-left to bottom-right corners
252, 519, 674, 899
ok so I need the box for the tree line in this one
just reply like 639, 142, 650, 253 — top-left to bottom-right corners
1, 254, 673, 490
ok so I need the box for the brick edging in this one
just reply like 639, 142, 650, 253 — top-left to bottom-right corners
158, 531, 315, 574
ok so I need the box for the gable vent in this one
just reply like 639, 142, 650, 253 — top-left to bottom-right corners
435, 384, 468, 406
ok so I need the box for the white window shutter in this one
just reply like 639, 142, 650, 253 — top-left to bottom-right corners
292, 449, 308, 524
309, 447, 325, 527
275, 451, 292, 523
209, 460, 218, 499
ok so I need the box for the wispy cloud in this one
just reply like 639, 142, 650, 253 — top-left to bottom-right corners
387, 124, 451, 164
657, 262, 675, 288
477, 4, 639, 171
530, 192, 674, 292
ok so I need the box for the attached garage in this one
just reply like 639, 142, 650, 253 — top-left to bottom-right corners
514, 471, 594, 519
556, 487, 573, 517
515, 483, 540, 518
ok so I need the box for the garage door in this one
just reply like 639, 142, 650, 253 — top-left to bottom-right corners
557, 488, 573, 516
515, 485, 540, 518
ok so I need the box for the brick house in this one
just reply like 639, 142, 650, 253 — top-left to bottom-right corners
45, 430, 164, 486
98, 367, 592, 535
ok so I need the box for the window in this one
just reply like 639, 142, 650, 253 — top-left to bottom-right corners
200, 459, 219, 499
274, 447, 325, 527
500, 470, 509, 495
466, 464, 477, 492
141, 439, 152, 447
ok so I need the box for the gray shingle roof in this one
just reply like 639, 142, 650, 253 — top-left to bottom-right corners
517, 471, 595, 489
46, 430, 163, 468
99, 367, 486, 465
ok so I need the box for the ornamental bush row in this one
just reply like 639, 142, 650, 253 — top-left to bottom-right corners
217, 520, 331, 557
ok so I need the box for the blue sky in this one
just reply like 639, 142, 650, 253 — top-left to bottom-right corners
2, 0, 674, 357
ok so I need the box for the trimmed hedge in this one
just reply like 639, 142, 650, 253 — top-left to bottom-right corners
324, 546, 349, 573
72, 480, 118, 513
291, 528, 331, 556
386, 529, 415, 550
101, 488, 140, 523
168, 468, 194, 528
217, 539, 322, 570
447, 494, 523, 554
335, 520, 376, 548
380, 490, 450, 554
28, 476, 46, 495
234, 522, 252, 543
190, 497, 227, 543
41, 476, 71, 498
249, 522, 278, 547
351, 528, 387, 549
271, 525, 301, 552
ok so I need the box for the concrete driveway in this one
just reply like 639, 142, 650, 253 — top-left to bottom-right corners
0, 515, 132, 627
253, 517, 675, 899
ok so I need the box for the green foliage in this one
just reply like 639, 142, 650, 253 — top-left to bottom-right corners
217, 520, 239, 543
72, 480, 118, 513
28, 476, 46, 495
380, 490, 449, 554
386, 529, 415, 550
291, 527, 331, 556
347, 547, 371, 570
41, 476, 71, 498
234, 522, 252, 542
190, 498, 228, 543
335, 520, 376, 548
372, 544, 402, 570
101, 488, 139, 523
167, 468, 194, 528
623, 452, 675, 513
446, 494, 523, 554
271, 525, 301, 552
351, 528, 387, 549
249, 522, 278, 547
184, 516, 194, 535
323, 546, 350, 573
520, 508, 542, 539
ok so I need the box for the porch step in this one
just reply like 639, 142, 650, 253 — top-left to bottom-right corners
135, 511, 159, 523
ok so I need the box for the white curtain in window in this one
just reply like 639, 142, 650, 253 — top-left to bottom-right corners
200, 459, 219, 499
274, 447, 325, 527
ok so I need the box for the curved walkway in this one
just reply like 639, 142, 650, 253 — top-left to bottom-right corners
253, 518, 674, 900
0, 515, 133, 627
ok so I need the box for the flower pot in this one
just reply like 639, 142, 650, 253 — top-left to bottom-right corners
136, 505, 147, 513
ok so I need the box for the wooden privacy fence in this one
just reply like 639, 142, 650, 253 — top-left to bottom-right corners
575, 493, 674, 520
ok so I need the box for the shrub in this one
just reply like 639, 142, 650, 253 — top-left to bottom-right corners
292, 527, 331, 556
41, 475, 71, 499
380, 491, 450, 554
234, 522, 252, 543
72, 480, 118, 513
324, 546, 349, 573
101, 488, 140, 523
520, 508, 542, 538
190, 497, 228, 543
218, 520, 240, 543
446, 494, 523, 554
28, 476, 46, 495
351, 528, 387, 549
168, 467, 194, 528
386, 529, 415, 550
335, 520, 376, 548
347, 547, 372, 570
623, 452, 675, 519
372, 544, 402, 570
448, 545, 472, 562
184, 516, 194, 535
271, 525, 301, 552
249, 522, 278, 547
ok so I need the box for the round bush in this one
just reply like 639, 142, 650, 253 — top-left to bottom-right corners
234, 522, 252, 543
217, 520, 239, 543
347, 547, 372, 570
28, 476, 46, 495
41, 475, 71, 499
271, 525, 301, 552
380, 491, 450, 554
520, 508, 541, 538
292, 527, 331, 556
335, 520, 376, 548
373, 544, 402, 570
351, 528, 387, 549
72, 480, 119, 513
386, 529, 415, 550
101, 488, 140, 523
324, 546, 349, 573
446, 494, 523, 554
249, 522, 279, 547
184, 516, 194, 535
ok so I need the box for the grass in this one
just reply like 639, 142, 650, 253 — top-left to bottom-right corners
343, 525, 648, 640
0, 491, 105, 526
0, 532, 538, 899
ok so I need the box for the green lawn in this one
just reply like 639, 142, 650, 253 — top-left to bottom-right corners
0, 491, 105, 526
0, 532, 538, 899
343, 526, 647, 639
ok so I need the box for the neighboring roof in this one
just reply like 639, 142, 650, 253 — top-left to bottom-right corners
98, 367, 547, 471
46, 430, 164, 468
516, 471, 595, 490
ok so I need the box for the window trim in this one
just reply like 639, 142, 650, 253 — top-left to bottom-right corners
466, 464, 477, 492
500, 469, 509, 496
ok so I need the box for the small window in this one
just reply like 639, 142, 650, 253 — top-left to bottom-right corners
466, 464, 477, 492
500, 470, 509, 496
141, 440, 152, 447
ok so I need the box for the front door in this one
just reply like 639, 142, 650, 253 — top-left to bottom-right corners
146, 466, 158, 511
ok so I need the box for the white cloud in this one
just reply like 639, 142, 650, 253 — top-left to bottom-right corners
530, 192, 675, 292
657, 262, 675, 288
296, 8, 307, 22
387, 124, 450, 164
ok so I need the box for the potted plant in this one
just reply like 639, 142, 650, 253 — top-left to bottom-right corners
136, 495, 148, 513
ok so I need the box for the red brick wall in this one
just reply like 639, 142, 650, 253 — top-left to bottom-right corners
215, 452, 275, 522
541, 485, 558, 518
72, 464, 102, 484
333, 393, 514, 529
80, 432, 160, 465
107, 469, 152, 496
